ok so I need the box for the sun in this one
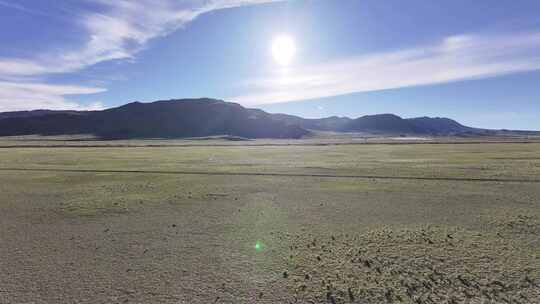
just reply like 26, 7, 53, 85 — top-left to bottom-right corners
271, 35, 296, 66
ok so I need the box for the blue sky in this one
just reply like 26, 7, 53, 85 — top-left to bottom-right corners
1, 0, 539, 129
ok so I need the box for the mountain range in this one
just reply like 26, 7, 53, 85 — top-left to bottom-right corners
0, 98, 536, 139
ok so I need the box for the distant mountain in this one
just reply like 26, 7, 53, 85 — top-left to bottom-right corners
0, 109, 82, 120
0, 98, 537, 139
0, 98, 308, 139
270, 113, 351, 131
407, 117, 474, 135
269, 113, 475, 135
344, 114, 419, 134
344, 114, 474, 135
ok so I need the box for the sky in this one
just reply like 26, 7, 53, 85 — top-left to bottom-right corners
1, 0, 540, 130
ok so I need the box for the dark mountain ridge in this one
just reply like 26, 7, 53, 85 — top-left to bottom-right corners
0, 99, 308, 139
0, 109, 84, 120
269, 112, 475, 135
0, 98, 536, 139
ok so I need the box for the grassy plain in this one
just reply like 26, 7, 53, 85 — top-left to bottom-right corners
0, 140, 539, 303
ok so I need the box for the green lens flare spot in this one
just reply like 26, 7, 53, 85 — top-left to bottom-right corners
254, 241, 263, 252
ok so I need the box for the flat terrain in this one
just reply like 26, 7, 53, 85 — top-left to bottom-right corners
0, 140, 539, 303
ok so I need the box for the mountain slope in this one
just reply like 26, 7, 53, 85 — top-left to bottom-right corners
343, 114, 418, 134
270, 113, 477, 135
0, 99, 309, 139
407, 117, 473, 135
270, 113, 352, 131
0, 98, 536, 139
340, 115, 475, 135
0, 110, 83, 120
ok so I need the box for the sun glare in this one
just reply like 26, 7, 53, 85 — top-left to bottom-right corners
272, 35, 296, 66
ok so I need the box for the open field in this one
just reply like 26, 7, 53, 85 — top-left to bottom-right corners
1, 141, 539, 303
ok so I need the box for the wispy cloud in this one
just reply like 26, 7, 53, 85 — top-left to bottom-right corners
0, 0, 38, 14
0, 0, 57, 17
0, 0, 284, 111
1, 0, 286, 78
231, 31, 540, 105
0, 81, 106, 112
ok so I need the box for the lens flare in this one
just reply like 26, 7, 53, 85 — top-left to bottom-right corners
254, 240, 263, 251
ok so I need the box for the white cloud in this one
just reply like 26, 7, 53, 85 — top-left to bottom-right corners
0, 59, 49, 77
0, 0, 284, 111
0, 0, 285, 77
0, 82, 106, 112
230, 31, 540, 105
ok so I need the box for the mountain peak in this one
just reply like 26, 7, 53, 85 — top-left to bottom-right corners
362, 113, 403, 119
